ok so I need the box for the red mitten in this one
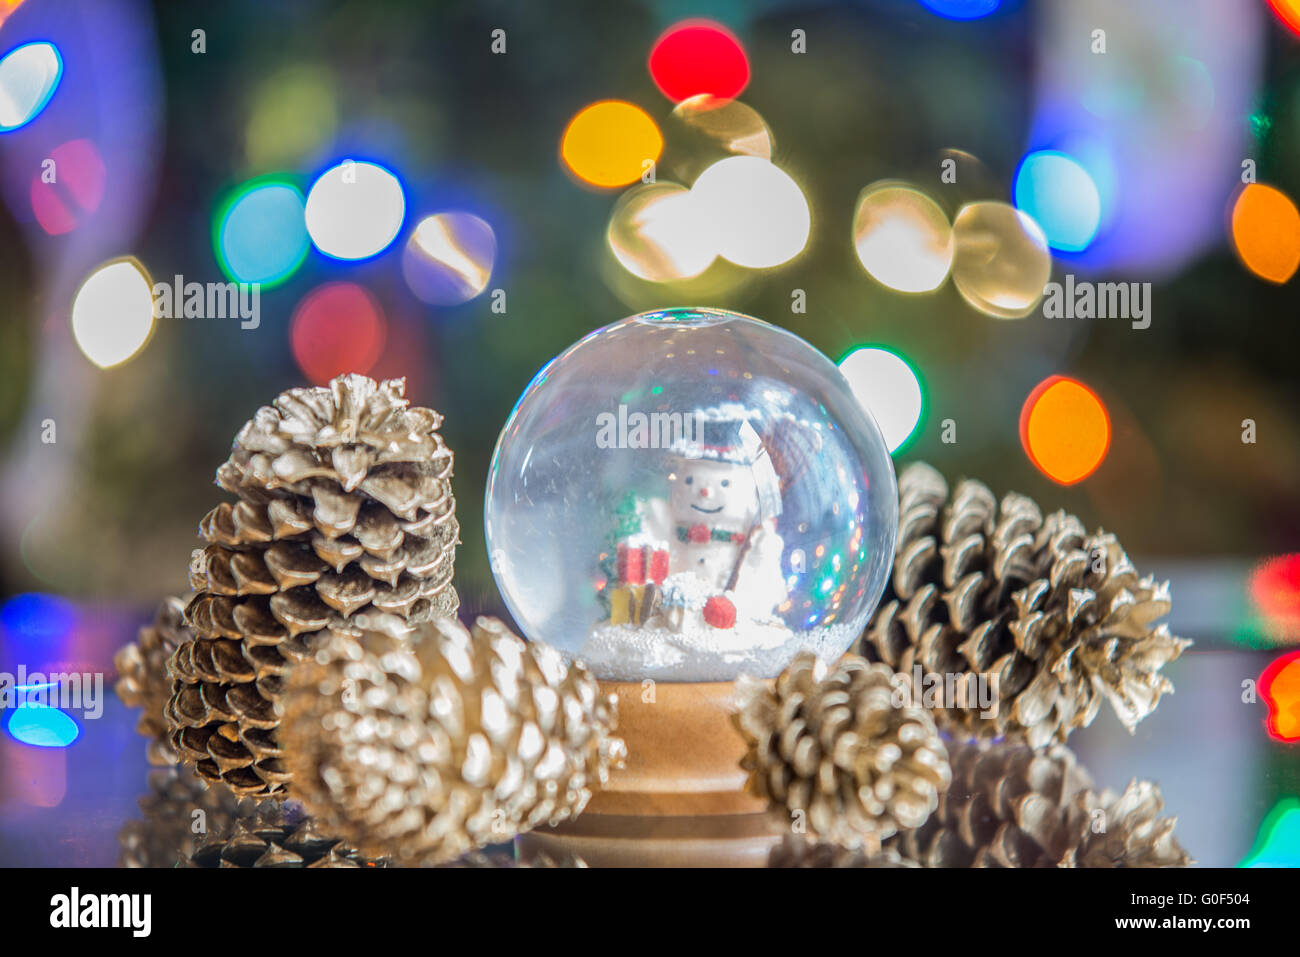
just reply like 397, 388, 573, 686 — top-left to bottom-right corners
703, 595, 736, 629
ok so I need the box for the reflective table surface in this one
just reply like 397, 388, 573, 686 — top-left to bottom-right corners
0, 605, 1296, 868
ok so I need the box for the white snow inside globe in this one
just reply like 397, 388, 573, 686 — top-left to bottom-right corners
485, 307, 898, 681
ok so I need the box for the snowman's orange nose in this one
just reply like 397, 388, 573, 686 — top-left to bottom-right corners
698, 487, 711, 498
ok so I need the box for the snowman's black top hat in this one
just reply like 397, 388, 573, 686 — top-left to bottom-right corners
668, 402, 782, 516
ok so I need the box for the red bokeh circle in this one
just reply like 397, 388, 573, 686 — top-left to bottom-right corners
30, 139, 107, 236
648, 20, 749, 102
290, 282, 387, 385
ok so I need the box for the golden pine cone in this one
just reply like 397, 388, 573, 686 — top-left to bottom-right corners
186, 807, 388, 868
279, 616, 626, 867
858, 462, 1191, 748
767, 835, 920, 868
118, 766, 246, 867
1074, 778, 1192, 867
115, 596, 190, 766
733, 651, 951, 850
166, 374, 460, 797
888, 740, 1191, 867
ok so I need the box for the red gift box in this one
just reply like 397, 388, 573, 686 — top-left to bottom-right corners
618, 544, 669, 585
617, 543, 645, 585
648, 548, 668, 584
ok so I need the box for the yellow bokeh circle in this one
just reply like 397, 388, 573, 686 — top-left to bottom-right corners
561, 100, 663, 189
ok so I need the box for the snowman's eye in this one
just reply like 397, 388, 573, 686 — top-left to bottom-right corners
721, 480, 730, 487
684, 477, 693, 485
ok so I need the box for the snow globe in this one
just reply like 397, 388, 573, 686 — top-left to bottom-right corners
489, 307, 898, 865
486, 307, 897, 682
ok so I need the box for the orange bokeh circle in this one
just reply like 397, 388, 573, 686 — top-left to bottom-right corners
1230, 183, 1300, 284
1267, 0, 1300, 37
1019, 376, 1111, 485
1261, 650, 1300, 743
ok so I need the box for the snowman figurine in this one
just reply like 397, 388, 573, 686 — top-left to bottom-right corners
662, 454, 786, 628
607, 406, 789, 640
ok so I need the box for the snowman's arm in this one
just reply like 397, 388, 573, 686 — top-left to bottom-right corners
736, 526, 788, 600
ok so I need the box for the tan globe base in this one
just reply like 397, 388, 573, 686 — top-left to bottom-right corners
516, 678, 784, 867
517, 810, 784, 867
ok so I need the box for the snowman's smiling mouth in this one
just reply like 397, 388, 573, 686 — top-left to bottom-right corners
691, 503, 724, 514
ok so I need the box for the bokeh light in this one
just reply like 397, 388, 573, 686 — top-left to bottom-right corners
561, 100, 663, 189
6, 706, 79, 748
662, 94, 772, 184
244, 64, 337, 169
0, 1, 28, 31
918, 0, 1000, 19
1020, 376, 1111, 485
70, 259, 155, 369
607, 182, 716, 281
0, 592, 77, 671
1031, 1, 1257, 276
0, 41, 62, 132
691, 156, 810, 268
0, 592, 76, 642
1240, 798, 1300, 867
1014, 150, 1101, 252
1230, 183, 1300, 283
305, 160, 406, 260
401, 212, 497, 305
1054, 135, 1118, 228
290, 282, 387, 385
852, 182, 954, 293
838, 347, 924, 454
648, 20, 749, 102
951, 201, 1052, 318
29, 138, 106, 236
1249, 554, 1300, 640
1267, 0, 1300, 36
213, 177, 310, 287
1260, 650, 1300, 743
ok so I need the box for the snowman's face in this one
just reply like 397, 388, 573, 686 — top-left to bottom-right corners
669, 457, 760, 529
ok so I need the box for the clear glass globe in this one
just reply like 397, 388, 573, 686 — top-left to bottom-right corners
485, 307, 898, 682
